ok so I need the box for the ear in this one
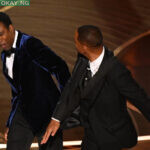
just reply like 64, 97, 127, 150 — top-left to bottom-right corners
8, 24, 14, 33
83, 44, 88, 50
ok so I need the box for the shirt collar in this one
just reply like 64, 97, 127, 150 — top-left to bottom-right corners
12, 30, 18, 48
89, 46, 105, 76
89, 46, 105, 67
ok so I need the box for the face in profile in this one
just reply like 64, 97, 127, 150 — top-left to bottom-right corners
0, 22, 14, 50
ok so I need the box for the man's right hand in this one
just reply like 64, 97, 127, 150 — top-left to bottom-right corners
41, 119, 60, 144
4, 127, 9, 141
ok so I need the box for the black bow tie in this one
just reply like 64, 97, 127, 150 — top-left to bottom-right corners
5, 48, 15, 57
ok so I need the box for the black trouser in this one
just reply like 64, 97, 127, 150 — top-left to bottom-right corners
7, 106, 63, 150
81, 128, 98, 150
81, 128, 122, 150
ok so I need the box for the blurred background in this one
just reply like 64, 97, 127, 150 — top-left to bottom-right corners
0, 0, 150, 149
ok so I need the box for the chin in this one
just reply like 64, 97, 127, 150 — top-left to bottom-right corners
4, 47, 11, 51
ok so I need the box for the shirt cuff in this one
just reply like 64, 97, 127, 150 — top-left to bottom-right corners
51, 117, 60, 122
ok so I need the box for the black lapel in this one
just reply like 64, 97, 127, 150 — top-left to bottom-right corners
81, 48, 117, 99
70, 54, 88, 89
1, 51, 7, 75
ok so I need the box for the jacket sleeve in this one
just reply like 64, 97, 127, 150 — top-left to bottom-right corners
26, 37, 70, 91
110, 61, 150, 121
52, 56, 82, 122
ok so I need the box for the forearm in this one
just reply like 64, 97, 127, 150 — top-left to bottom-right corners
52, 81, 80, 122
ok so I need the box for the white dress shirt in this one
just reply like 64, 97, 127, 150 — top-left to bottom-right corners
6, 30, 18, 79
52, 47, 105, 122
89, 46, 105, 77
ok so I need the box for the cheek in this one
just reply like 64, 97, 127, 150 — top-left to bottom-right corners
79, 47, 85, 54
76, 47, 82, 53
3, 34, 12, 49
2, 35, 7, 42
5, 35, 11, 44
75, 44, 82, 53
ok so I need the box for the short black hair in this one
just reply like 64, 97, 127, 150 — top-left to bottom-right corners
77, 25, 103, 48
0, 12, 12, 29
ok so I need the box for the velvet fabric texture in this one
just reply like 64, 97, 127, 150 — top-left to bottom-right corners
1, 31, 70, 132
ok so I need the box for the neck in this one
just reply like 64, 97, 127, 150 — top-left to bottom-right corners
87, 46, 103, 62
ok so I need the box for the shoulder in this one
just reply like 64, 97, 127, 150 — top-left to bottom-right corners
18, 31, 45, 49
18, 33, 49, 58
108, 57, 131, 80
25, 36, 44, 48
24, 35, 50, 53
111, 58, 127, 72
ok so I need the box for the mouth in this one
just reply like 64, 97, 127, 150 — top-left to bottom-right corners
0, 43, 7, 49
